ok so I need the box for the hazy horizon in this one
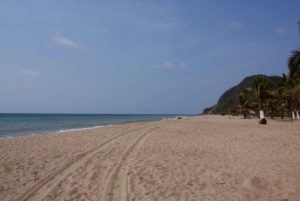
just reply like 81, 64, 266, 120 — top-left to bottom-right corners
0, 112, 191, 115
1, 0, 299, 114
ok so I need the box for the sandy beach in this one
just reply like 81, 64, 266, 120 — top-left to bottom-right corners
0, 115, 300, 201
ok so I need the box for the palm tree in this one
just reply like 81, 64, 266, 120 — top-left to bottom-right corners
251, 76, 272, 119
288, 49, 300, 79
279, 74, 300, 119
265, 89, 286, 119
237, 88, 252, 119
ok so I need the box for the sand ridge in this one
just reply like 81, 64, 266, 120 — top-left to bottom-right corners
0, 116, 300, 201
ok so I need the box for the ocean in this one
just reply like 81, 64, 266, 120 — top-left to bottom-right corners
0, 113, 185, 138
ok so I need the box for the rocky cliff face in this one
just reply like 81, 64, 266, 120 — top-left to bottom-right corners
202, 74, 282, 115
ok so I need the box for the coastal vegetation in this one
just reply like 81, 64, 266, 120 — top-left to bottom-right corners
203, 48, 300, 120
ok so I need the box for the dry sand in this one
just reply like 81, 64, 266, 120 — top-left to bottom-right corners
0, 115, 300, 201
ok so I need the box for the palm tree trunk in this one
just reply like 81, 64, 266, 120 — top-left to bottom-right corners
258, 98, 264, 119
243, 111, 247, 119
258, 98, 262, 111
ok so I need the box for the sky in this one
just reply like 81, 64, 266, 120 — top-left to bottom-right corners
0, 0, 300, 114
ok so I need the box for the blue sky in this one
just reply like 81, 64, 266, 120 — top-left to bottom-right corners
0, 0, 299, 114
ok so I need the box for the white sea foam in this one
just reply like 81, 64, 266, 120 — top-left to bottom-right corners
4, 136, 15, 139
56, 124, 112, 133
162, 117, 174, 121
162, 116, 189, 121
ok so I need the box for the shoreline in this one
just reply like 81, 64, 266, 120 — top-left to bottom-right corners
0, 114, 294, 140
0, 114, 293, 140
0, 124, 113, 139
0, 115, 188, 139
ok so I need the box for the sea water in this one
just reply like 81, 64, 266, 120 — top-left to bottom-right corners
0, 113, 186, 138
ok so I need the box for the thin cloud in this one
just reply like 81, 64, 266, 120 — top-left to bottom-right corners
154, 61, 187, 69
53, 36, 79, 48
276, 26, 288, 35
19, 69, 39, 77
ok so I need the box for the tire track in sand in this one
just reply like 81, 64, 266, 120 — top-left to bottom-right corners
99, 126, 159, 201
15, 125, 149, 201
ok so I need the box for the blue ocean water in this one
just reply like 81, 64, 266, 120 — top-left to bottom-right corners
0, 113, 185, 137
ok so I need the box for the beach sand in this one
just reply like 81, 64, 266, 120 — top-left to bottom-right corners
0, 115, 300, 201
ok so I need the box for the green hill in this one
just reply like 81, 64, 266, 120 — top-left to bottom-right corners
202, 75, 282, 115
